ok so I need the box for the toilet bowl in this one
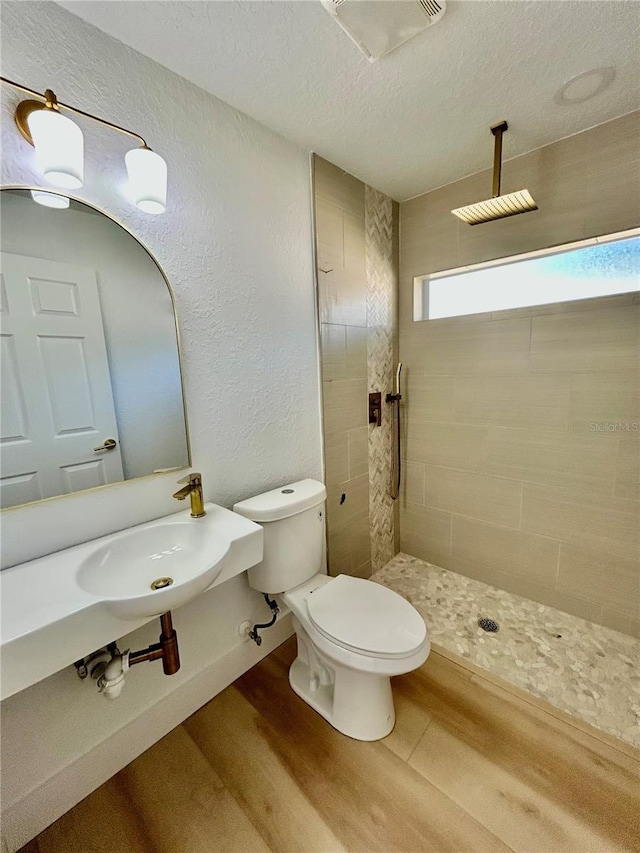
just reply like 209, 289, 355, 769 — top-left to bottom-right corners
233, 479, 430, 741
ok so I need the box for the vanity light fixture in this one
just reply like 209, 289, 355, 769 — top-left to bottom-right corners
1, 77, 168, 214
23, 88, 84, 189
125, 147, 168, 215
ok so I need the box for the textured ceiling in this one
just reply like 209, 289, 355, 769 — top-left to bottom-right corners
58, 0, 640, 200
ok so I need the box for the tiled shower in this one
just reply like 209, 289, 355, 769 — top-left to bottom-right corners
315, 156, 400, 578
313, 111, 639, 742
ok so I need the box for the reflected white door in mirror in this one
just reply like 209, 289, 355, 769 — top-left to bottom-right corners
1, 252, 125, 505
0, 188, 191, 509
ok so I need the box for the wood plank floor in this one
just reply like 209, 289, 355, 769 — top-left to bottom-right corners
19, 638, 640, 853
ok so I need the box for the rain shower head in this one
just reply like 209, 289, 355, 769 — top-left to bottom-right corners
451, 188, 538, 225
451, 121, 538, 225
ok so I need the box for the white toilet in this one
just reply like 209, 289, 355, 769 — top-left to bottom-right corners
233, 478, 430, 741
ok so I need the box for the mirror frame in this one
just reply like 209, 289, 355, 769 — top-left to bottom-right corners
0, 184, 192, 511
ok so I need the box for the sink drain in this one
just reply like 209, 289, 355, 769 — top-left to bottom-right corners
150, 577, 173, 591
478, 617, 499, 633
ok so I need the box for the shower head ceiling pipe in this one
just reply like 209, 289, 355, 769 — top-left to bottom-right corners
451, 121, 538, 225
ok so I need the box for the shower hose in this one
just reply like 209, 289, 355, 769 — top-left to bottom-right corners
388, 394, 401, 501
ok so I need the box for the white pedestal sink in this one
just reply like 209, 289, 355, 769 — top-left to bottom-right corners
0, 503, 263, 700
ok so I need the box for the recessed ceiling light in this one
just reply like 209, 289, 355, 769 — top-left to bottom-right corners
554, 67, 615, 105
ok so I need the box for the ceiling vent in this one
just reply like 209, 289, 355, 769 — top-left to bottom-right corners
320, 0, 447, 62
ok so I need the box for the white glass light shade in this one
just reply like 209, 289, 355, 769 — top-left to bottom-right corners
27, 108, 84, 190
126, 147, 167, 214
30, 190, 70, 209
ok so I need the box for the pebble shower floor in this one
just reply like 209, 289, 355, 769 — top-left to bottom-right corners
372, 553, 639, 748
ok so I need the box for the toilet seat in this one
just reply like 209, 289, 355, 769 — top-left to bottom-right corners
306, 574, 427, 659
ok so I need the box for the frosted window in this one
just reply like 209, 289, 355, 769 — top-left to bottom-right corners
417, 233, 640, 320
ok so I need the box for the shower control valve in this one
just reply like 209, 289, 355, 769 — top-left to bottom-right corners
368, 392, 382, 427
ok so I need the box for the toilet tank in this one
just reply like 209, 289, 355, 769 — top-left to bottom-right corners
233, 479, 327, 594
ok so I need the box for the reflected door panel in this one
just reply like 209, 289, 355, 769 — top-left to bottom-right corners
0, 252, 124, 508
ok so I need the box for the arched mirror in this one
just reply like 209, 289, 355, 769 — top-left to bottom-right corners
0, 188, 190, 509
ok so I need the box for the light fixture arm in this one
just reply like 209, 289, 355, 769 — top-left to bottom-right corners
490, 120, 508, 199
1, 76, 148, 149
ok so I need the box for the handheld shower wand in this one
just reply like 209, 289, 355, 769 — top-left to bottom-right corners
386, 363, 402, 500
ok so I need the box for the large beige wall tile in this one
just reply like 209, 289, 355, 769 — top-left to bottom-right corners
460, 562, 603, 626
324, 428, 348, 487
398, 328, 429, 364
583, 159, 640, 238
326, 473, 369, 532
404, 461, 425, 506
536, 112, 640, 183
486, 428, 618, 495
450, 516, 559, 588
600, 607, 640, 639
325, 527, 350, 576
315, 196, 367, 327
456, 561, 557, 612
399, 504, 452, 568
318, 265, 367, 327
398, 278, 416, 331
327, 475, 371, 578
315, 198, 343, 270
455, 209, 589, 271
406, 422, 487, 472
418, 317, 532, 375
543, 591, 603, 625
557, 543, 640, 616
347, 426, 368, 479
345, 325, 367, 378
530, 305, 640, 373
522, 484, 640, 562
351, 558, 373, 579
570, 371, 640, 432
485, 292, 636, 322
424, 466, 522, 528
320, 324, 346, 381
601, 586, 640, 633
401, 220, 461, 278
344, 209, 365, 267
405, 373, 454, 423
327, 512, 371, 578
615, 436, 640, 501
454, 376, 571, 431
323, 379, 367, 431
314, 155, 364, 216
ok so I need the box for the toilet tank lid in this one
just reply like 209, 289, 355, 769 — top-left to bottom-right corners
233, 479, 327, 522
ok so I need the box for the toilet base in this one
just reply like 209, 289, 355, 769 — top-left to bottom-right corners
288, 630, 395, 741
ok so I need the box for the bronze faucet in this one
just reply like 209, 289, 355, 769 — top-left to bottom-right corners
172, 472, 206, 518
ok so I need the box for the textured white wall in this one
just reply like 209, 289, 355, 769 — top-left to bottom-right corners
0, 2, 322, 847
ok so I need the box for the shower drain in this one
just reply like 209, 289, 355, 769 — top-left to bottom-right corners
478, 617, 500, 633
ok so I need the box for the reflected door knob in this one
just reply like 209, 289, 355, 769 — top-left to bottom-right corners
93, 438, 117, 452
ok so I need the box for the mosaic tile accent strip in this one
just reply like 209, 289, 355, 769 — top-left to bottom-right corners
373, 552, 640, 748
365, 185, 397, 571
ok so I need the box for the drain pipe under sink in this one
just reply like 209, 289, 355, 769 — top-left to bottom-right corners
75, 611, 181, 700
